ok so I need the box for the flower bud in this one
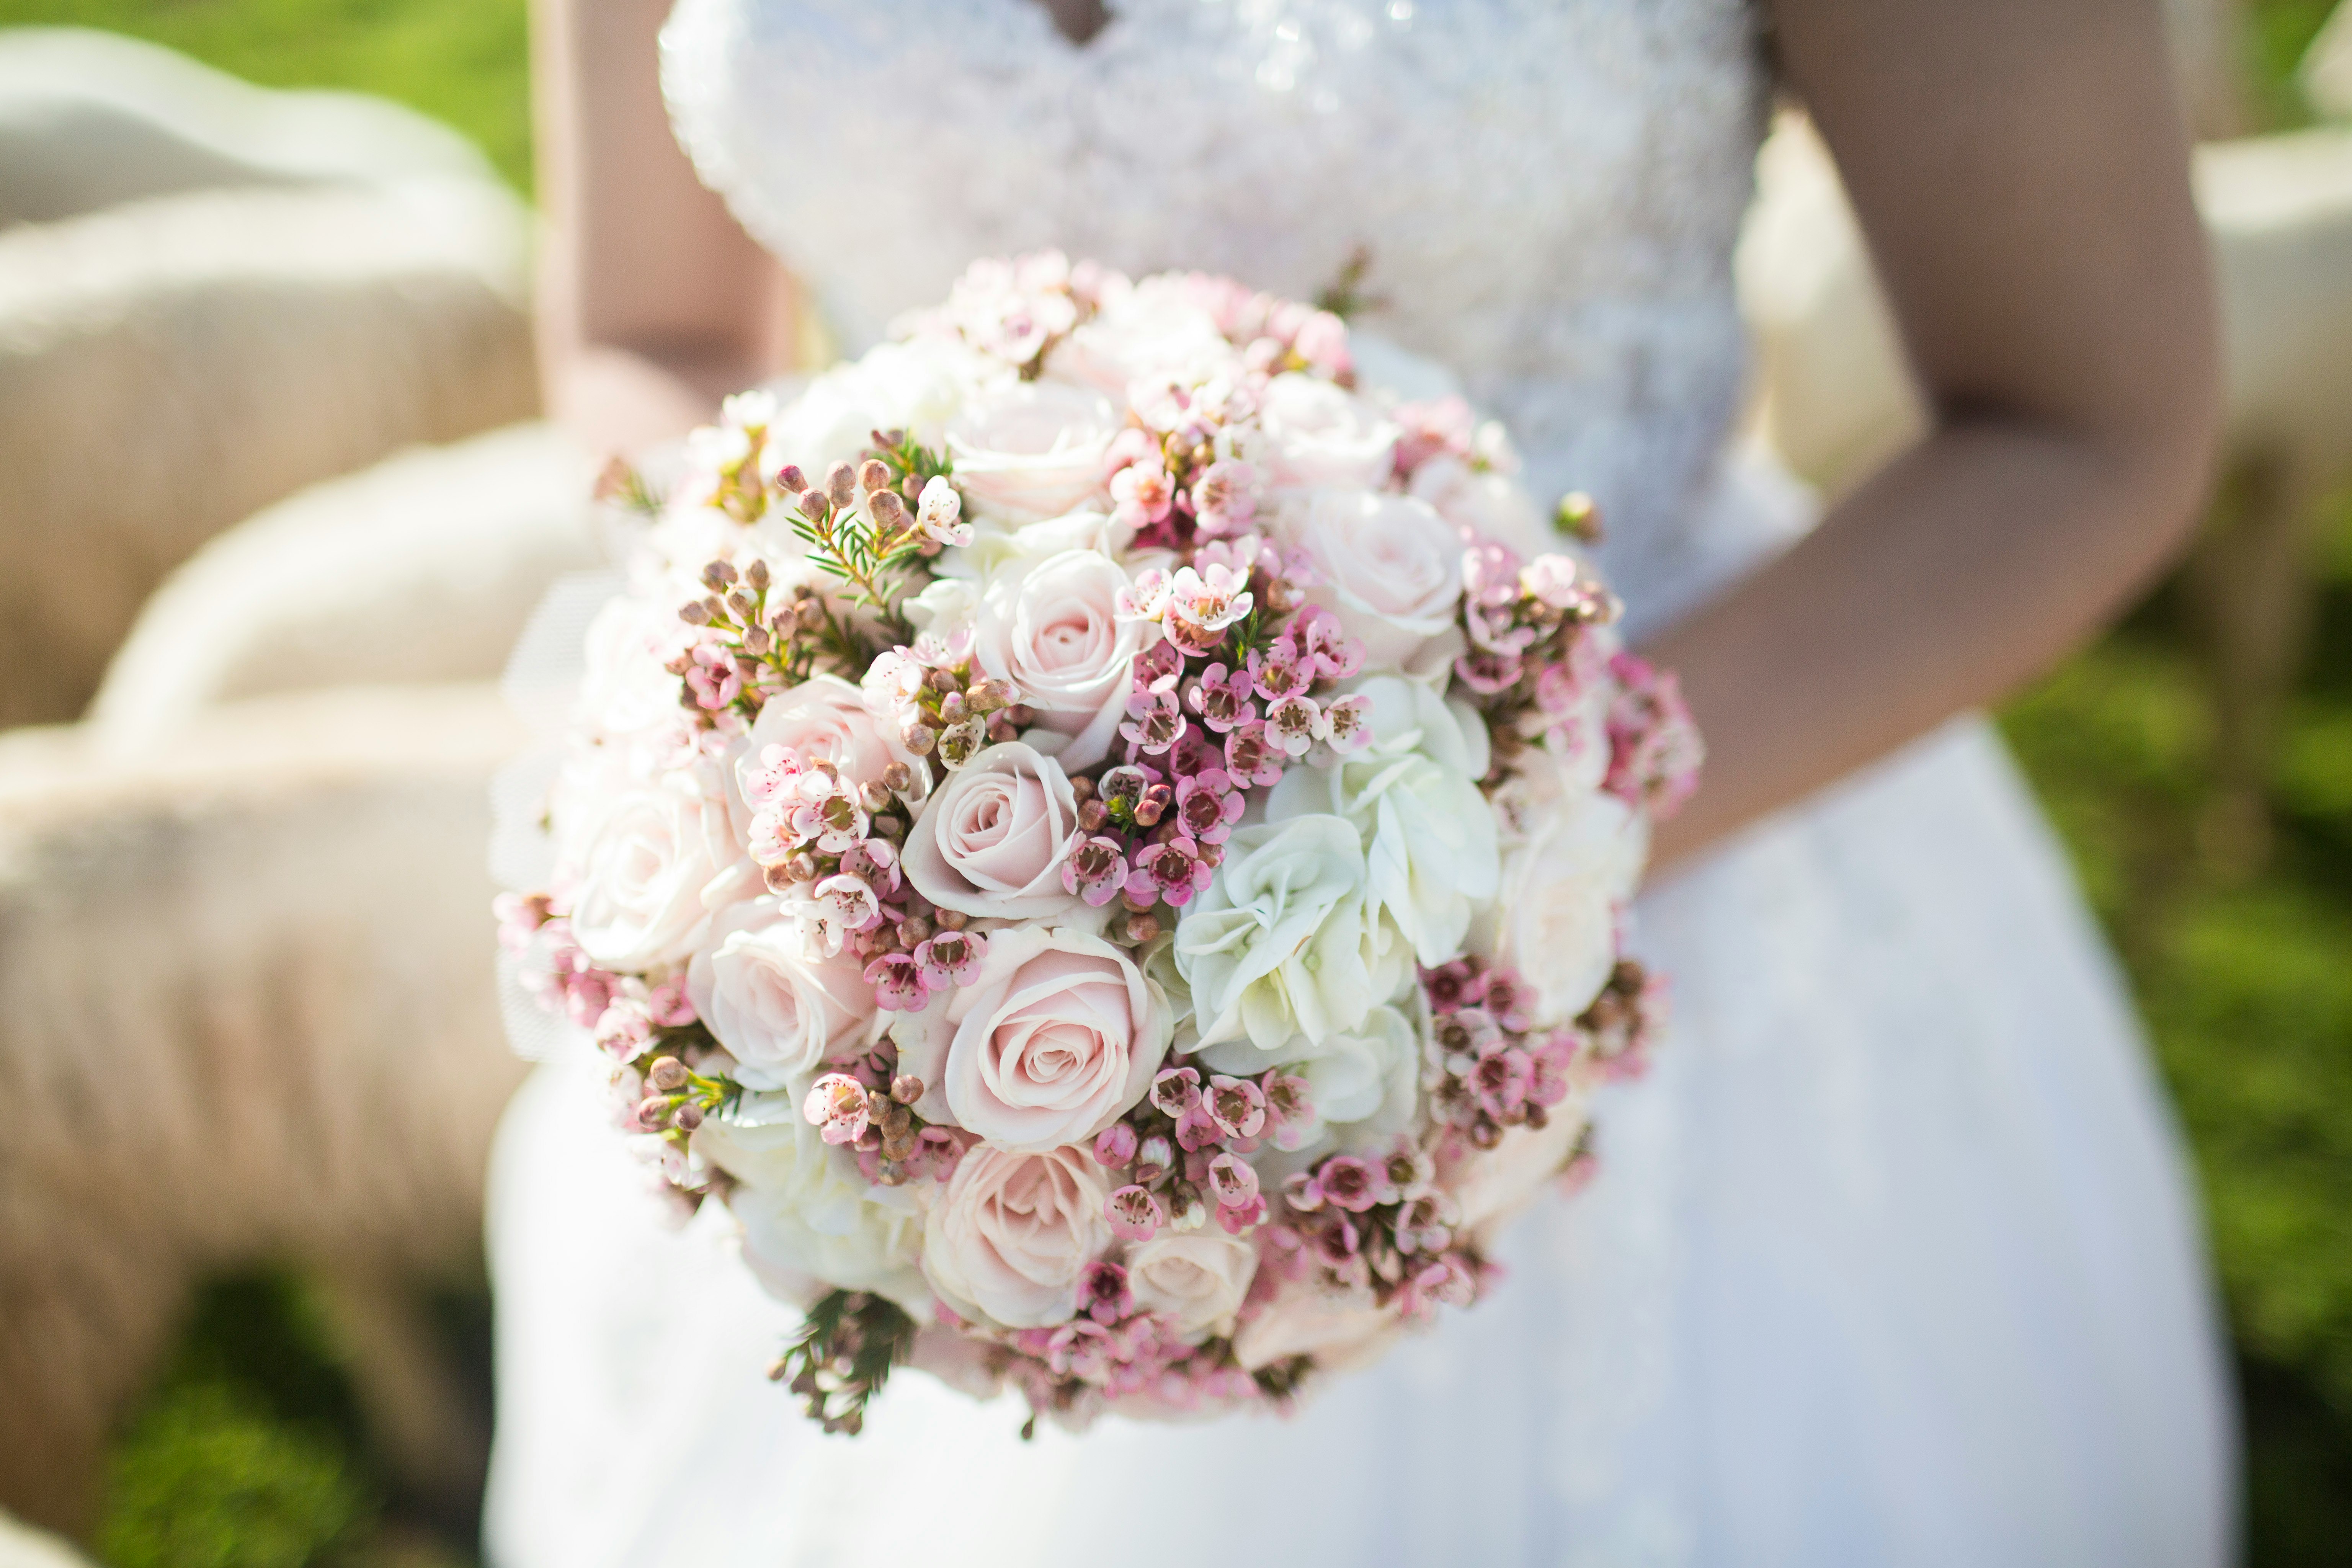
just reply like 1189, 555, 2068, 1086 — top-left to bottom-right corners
890, 1074, 924, 1105
868, 488, 910, 531
673, 1100, 706, 1132
678, 599, 711, 626
727, 591, 755, 619
859, 458, 893, 495
825, 462, 859, 508
742, 557, 771, 591
1122, 911, 1161, 944
880, 761, 913, 794
938, 691, 969, 724
859, 780, 893, 814
1554, 490, 1601, 542
1077, 799, 1109, 832
934, 909, 969, 931
1134, 1134, 1175, 1184
773, 464, 808, 495
797, 488, 830, 521
1067, 774, 1096, 802
701, 559, 738, 590
901, 723, 937, 756
986, 716, 1020, 745
648, 1057, 690, 1092
786, 852, 820, 882
895, 915, 931, 946
769, 603, 799, 637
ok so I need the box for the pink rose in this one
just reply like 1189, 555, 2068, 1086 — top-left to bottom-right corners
901, 742, 1085, 919
686, 899, 879, 1089
1288, 490, 1465, 669
943, 382, 1121, 524
972, 549, 1159, 770
1257, 372, 1399, 491
558, 750, 756, 972
892, 926, 1172, 1152
737, 674, 902, 793
920, 1144, 1110, 1329
1126, 1231, 1258, 1341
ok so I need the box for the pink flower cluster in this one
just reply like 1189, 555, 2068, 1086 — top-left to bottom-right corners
1266, 1137, 1484, 1326
1602, 652, 1705, 820
1089, 1063, 1314, 1241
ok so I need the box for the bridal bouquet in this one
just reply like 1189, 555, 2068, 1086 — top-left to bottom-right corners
498, 253, 1698, 1435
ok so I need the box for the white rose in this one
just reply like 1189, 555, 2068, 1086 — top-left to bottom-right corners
1287, 490, 1465, 670
575, 596, 687, 740
1258, 372, 1399, 491
1175, 815, 1406, 1061
1408, 457, 1553, 560
1045, 279, 1238, 395
892, 925, 1172, 1152
1447, 1106, 1587, 1240
686, 899, 879, 1089
944, 382, 1120, 524
1267, 685, 1500, 968
767, 336, 1004, 470
559, 750, 756, 972
970, 545, 1156, 771
1231, 1283, 1400, 1373
1126, 1231, 1258, 1342
921, 1144, 1110, 1329
739, 673, 906, 786
702, 1090, 929, 1315
901, 742, 1087, 920
1483, 792, 1648, 1023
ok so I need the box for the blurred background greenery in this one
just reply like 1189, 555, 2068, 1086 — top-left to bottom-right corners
0, 0, 2345, 1563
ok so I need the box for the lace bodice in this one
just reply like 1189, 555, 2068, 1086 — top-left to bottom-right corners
661, 0, 1771, 585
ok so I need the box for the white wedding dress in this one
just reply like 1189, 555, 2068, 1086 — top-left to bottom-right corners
483, 2, 2236, 1563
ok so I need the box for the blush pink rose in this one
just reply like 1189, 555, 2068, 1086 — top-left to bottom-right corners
559, 749, 757, 972
972, 548, 1158, 770
1125, 1230, 1258, 1341
892, 926, 1171, 1152
1289, 489, 1465, 669
1257, 372, 1399, 491
920, 1143, 1111, 1329
737, 673, 903, 792
685, 898, 878, 1089
943, 382, 1120, 524
901, 742, 1085, 919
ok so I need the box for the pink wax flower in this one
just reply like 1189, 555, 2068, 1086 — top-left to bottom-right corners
1150, 1066, 1202, 1118
645, 974, 696, 1028
1205, 1075, 1267, 1141
1094, 1122, 1139, 1168
1390, 395, 1478, 479
593, 997, 653, 1061
913, 926, 988, 988
1116, 565, 1171, 623
803, 1073, 871, 1146
1222, 721, 1286, 788
1313, 1156, 1380, 1213
1101, 425, 1158, 479
1107, 1184, 1165, 1242
1260, 1070, 1316, 1151
1119, 686, 1187, 755
1422, 959, 1487, 1014
1455, 648, 1525, 696
1604, 652, 1705, 820
1318, 693, 1373, 755
1481, 969, 1532, 1031
1246, 640, 1310, 702
1111, 461, 1176, 530
1189, 459, 1259, 536
1291, 607, 1364, 680
1060, 834, 1132, 906
1173, 770, 1245, 844
1185, 663, 1259, 733
1076, 1260, 1133, 1326
1215, 1194, 1268, 1235
1207, 1151, 1260, 1209
915, 475, 973, 547
1166, 727, 1223, 779
863, 952, 929, 1012
684, 637, 742, 711
1468, 1043, 1533, 1121
813, 872, 882, 934
1263, 694, 1321, 757
1128, 836, 1213, 906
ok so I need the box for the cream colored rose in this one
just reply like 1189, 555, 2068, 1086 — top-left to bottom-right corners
902, 742, 1086, 920
892, 926, 1171, 1152
560, 750, 756, 972
1231, 1283, 1401, 1373
701, 1090, 930, 1316
1288, 490, 1465, 670
920, 1143, 1110, 1329
1126, 1231, 1258, 1342
1044, 279, 1238, 394
739, 673, 903, 785
971, 546, 1156, 771
686, 899, 879, 1089
944, 382, 1120, 524
765, 335, 1005, 470
1408, 456, 1552, 560
1485, 792, 1649, 1024
1258, 372, 1400, 491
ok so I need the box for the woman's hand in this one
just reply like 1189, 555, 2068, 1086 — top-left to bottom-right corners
1646, 0, 2218, 870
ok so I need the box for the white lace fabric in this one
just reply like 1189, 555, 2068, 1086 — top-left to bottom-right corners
482, 4, 2235, 1562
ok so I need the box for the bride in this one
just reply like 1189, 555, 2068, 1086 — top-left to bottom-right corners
485, 0, 2233, 1561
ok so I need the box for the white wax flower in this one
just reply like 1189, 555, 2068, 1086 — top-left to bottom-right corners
1266, 698, 1500, 968
1125, 1231, 1258, 1341
702, 1089, 930, 1317
686, 899, 879, 1089
1175, 815, 1407, 1062
1257, 372, 1400, 491
944, 381, 1121, 524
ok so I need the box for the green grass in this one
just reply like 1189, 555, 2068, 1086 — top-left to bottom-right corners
0, 0, 532, 191
5, 0, 2347, 1562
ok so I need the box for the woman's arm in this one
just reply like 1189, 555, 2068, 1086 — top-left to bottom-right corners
532, 0, 791, 455
1648, 0, 2219, 867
